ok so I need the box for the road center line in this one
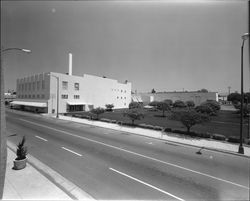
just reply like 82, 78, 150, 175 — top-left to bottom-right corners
35, 135, 48, 142
109, 167, 185, 201
61, 147, 82, 157
20, 118, 249, 190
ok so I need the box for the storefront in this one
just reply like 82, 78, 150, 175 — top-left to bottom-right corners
10, 101, 48, 113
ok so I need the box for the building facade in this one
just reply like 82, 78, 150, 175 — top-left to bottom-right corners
138, 91, 218, 106
12, 72, 131, 114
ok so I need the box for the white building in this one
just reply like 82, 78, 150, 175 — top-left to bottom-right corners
11, 54, 131, 114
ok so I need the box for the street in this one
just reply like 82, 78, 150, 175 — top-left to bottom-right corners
6, 110, 250, 200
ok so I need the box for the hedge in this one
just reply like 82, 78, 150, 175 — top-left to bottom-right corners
196, 132, 211, 138
227, 136, 241, 143
164, 128, 172, 132
212, 134, 226, 141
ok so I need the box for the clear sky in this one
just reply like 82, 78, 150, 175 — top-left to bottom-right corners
1, 0, 249, 93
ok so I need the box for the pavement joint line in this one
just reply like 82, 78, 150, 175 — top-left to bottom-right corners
6, 140, 95, 200
35, 135, 48, 142
19, 118, 250, 190
109, 167, 185, 201
61, 147, 83, 157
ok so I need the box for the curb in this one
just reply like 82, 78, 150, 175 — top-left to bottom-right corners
57, 115, 250, 159
7, 140, 95, 200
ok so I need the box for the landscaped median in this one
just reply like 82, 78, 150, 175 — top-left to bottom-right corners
58, 114, 250, 157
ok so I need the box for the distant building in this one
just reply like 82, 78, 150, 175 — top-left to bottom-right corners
11, 54, 131, 114
4, 93, 16, 105
138, 91, 218, 106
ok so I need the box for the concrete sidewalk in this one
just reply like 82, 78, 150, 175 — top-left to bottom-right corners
3, 141, 94, 200
58, 115, 250, 158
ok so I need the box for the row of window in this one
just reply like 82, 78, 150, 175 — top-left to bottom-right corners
18, 94, 45, 99
62, 82, 79, 91
18, 80, 45, 92
112, 89, 127, 93
117, 96, 127, 99
61, 94, 80, 99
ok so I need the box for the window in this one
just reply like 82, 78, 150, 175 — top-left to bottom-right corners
61, 94, 68, 99
74, 83, 79, 91
25, 95, 27, 98
33, 82, 35, 90
121, 90, 123, 92
28, 83, 31, 90
37, 81, 40, 90
33, 95, 35, 99
42, 80, 45, 89
124, 97, 126, 99
41, 94, 45, 99
62, 81, 68, 90
117, 96, 119, 99
125, 90, 126, 93
74, 95, 80, 99
121, 97, 123, 99
28, 95, 31, 98
37, 94, 40, 99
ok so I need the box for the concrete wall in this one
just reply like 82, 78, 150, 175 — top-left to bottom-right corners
139, 92, 218, 106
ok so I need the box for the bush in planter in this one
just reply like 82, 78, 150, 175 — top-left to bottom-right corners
14, 136, 28, 170
212, 134, 226, 141
227, 136, 241, 143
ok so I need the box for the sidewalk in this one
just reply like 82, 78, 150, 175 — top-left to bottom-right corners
58, 115, 250, 158
3, 141, 94, 200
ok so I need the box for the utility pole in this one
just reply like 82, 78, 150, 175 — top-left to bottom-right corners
228, 86, 231, 95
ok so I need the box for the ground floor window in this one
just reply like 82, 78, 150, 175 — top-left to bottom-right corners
67, 104, 84, 112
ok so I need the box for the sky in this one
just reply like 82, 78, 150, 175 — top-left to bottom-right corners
1, 0, 249, 93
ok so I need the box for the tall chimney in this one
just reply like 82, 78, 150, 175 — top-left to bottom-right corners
69, 53, 72, 76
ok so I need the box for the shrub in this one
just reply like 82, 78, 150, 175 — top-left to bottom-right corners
195, 105, 214, 115
188, 131, 198, 137
123, 109, 144, 125
172, 129, 187, 135
212, 134, 226, 141
105, 104, 114, 112
153, 126, 163, 131
173, 100, 187, 108
164, 128, 172, 132
186, 100, 195, 108
196, 132, 211, 138
227, 136, 241, 143
129, 102, 143, 109
90, 107, 105, 120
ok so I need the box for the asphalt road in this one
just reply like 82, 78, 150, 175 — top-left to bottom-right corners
6, 110, 250, 200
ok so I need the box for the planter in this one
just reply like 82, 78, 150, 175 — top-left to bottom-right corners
13, 157, 27, 170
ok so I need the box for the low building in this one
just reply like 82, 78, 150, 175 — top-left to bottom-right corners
11, 72, 131, 114
139, 91, 218, 106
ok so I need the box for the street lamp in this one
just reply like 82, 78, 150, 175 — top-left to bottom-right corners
238, 33, 249, 154
0, 47, 31, 198
48, 74, 59, 118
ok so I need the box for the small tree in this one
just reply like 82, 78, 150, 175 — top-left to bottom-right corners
90, 107, 105, 120
151, 88, 156, 93
195, 104, 215, 116
156, 102, 171, 117
149, 101, 159, 108
170, 110, 210, 133
105, 104, 114, 112
163, 99, 173, 106
129, 102, 142, 109
200, 100, 220, 113
227, 93, 241, 104
186, 100, 195, 108
123, 109, 144, 125
173, 100, 186, 108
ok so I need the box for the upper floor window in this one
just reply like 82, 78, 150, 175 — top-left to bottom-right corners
61, 94, 68, 99
42, 80, 45, 89
33, 82, 35, 90
74, 83, 79, 91
37, 81, 40, 90
74, 95, 80, 99
41, 94, 45, 99
62, 81, 68, 90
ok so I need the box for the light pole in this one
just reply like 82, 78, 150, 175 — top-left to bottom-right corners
238, 33, 249, 154
0, 47, 31, 198
49, 74, 59, 118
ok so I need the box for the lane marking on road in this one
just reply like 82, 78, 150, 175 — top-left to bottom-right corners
109, 168, 185, 201
35, 135, 48, 142
147, 142, 153, 145
61, 147, 82, 157
20, 119, 249, 190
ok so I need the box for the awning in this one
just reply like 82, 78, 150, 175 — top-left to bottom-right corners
10, 101, 47, 107
67, 101, 93, 105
